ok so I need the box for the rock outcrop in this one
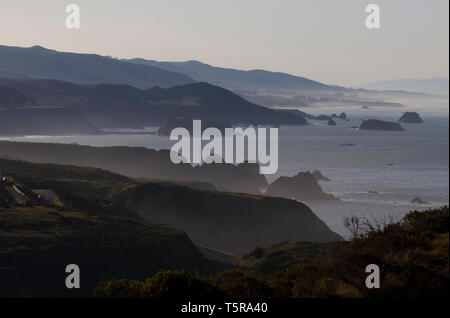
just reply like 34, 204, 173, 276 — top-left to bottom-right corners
411, 196, 427, 204
331, 112, 346, 120
359, 119, 405, 131
398, 112, 424, 123
338, 112, 347, 120
266, 172, 336, 201
312, 170, 330, 182
327, 119, 337, 126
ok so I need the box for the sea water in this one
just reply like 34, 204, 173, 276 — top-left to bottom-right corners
2, 110, 448, 237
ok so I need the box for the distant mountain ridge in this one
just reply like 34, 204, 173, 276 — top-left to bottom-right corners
125, 58, 342, 91
0, 45, 195, 88
358, 77, 449, 95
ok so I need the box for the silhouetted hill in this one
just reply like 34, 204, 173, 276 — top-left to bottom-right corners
113, 183, 342, 253
0, 45, 194, 88
0, 107, 100, 135
0, 157, 341, 255
0, 78, 308, 128
0, 141, 267, 194
126, 59, 341, 91
0, 206, 215, 297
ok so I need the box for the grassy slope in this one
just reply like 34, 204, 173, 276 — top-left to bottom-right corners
0, 206, 215, 297
0, 159, 216, 296
96, 207, 449, 298
1, 157, 342, 254
269, 206, 450, 297
238, 241, 337, 276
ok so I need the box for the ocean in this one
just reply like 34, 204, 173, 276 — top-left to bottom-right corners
1, 108, 448, 238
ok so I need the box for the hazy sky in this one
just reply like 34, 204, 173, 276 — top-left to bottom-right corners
1, 0, 448, 86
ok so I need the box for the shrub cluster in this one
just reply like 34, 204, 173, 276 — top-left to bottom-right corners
96, 207, 449, 298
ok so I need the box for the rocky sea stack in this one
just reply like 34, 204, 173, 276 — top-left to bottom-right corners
312, 170, 330, 182
266, 171, 336, 201
331, 112, 347, 120
327, 119, 337, 126
411, 196, 427, 204
398, 112, 424, 123
360, 119, 405, 131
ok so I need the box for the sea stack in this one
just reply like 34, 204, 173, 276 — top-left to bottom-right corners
398, 112, 424, 123
312, 170, 330, 182
266, 171, 336, 201
360, 119, 405, 131
327, 119, 337, 126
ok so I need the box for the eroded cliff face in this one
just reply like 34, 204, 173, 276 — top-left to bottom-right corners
115, 183, 342, 254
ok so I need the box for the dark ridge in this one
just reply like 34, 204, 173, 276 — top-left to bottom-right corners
0, 44, 195, 88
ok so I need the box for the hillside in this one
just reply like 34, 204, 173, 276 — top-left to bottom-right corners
0, 78, 308, 128
238, 241, 335, 276
0, 157, 341, 254
126, 59, 339, 91
0, 141, 267, 194
113, 183, 342, 253
0, 45, 194, 88
0, 107, 100, 135
96, 206, 449, 298
0, 206, 215, 297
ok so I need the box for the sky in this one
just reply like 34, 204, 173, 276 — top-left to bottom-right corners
0, 0, 448, 86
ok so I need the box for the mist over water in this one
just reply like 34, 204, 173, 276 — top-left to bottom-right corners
2, 107, 448, 237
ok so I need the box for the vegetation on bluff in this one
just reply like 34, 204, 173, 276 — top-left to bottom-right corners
0, 206, 215, 297
1, 157, 341, 254
2, 157, 446, 298
96, 207, 449, 298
